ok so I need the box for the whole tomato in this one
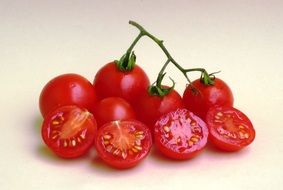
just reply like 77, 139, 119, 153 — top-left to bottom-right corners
92, 97, 136, 127
39, 73, 97, 117
93, 62, 150, 105
134, 87, 184, 130
182, 77, 234, 120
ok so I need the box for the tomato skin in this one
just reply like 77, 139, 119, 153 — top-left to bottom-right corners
134, 88, 184, 130
183, 78, 234, 120
154, 109, 208, 160
39, 73, 97, 117
95, 120, 152, 169
93, 62, 150, 105
92, 97, 136, 128
41, 105, 97, 158
206, 106, 255, 151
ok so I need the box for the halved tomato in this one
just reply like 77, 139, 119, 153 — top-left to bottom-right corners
41, 105, 97, 158
95, 120, 152, 169
154, 109, 208, 160
206, 106, 255, 151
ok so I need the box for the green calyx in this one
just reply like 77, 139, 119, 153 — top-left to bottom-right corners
148, 73, 175, 96
115, 51, 136, 71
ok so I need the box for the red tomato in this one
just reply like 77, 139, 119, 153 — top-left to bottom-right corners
41, 105, 97, 158
95, 120, 152, 169
154, 108, 208, 160
183, 78, 234, 120
93, 62, 150, 105
92, 97, 136, 127
39, 73, 97, 117
134, 88, 184, 130
206, 106, 255, 151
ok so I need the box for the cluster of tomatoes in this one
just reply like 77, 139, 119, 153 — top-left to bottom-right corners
38, 21, 255, 169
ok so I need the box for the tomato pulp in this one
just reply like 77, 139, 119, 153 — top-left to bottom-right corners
154, 109, 208, 160
95, 120, 152, 169
41, 105, 97, 158
206, 106, 255, 151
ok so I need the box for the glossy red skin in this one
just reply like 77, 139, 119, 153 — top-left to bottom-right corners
39, 73, 97, 117
41, 105, 97, 158
206, 106, 255, 151
95, 120, 152, 169
154, 109, 209, 160
134, 88, 184, 130
93, 62, 150, 105
183, 78, 234, 120
92, 97, 136, 128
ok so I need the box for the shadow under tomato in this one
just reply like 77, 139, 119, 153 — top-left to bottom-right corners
203, 141, 253, 158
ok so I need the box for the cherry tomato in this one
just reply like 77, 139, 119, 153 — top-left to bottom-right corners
154, 109, 208, 160
183, 78, 234, 120
92, 97, 136, 127
93, 62, 150, 105
41, 105, 97, 158
206, 106, 255, 151
39, 73, 97, 117
134, 88, 184, 130
95, 120, 152, 169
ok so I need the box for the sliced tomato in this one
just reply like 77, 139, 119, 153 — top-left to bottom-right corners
95, 120, 152, 169
206, 106, 255, 151
154, 109, 208, 160
41, 105, 97, 158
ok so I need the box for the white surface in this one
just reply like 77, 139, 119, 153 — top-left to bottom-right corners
1, 0, 283, 190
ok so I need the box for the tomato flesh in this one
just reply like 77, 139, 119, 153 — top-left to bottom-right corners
41, 105, 97, 158
95, 120, 152, 169
154, 109, 208, 160
206, 106, 255, 151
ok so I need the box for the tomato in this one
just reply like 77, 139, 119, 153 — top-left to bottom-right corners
41, 105, 97, 158
206, 106, 255, 151
182, 78, 234, 120
95, 120, 152, 169
92, 97, 136, 127
154, 108, 208, 160
39, 73, 97, 117
134, 88, 184, 130
93, 62, 150, 105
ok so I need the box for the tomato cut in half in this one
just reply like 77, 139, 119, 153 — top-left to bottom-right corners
41, 105, 97, 158
95, 120, 152, 169
206, 106, 255, 151
154, 109, 208, 160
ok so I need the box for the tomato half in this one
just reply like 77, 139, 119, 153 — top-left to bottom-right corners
92, 97, 136, 128
39, 73, 97, 117
134, 88, 184, 130
41, 105, 97, 158
183, 78, 234, 120
95, 120, 152, 169
154, 109, 208, 160
206, 106, 255, 151
93, 62, 150, 105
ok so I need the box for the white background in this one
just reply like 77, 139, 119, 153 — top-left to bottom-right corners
1, 0, 283, 189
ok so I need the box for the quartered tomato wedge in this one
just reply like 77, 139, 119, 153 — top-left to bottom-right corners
41, 105, 97, 158
95, 120, 152, 169
206, 106, 255, 151
154, 109, 208, 160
